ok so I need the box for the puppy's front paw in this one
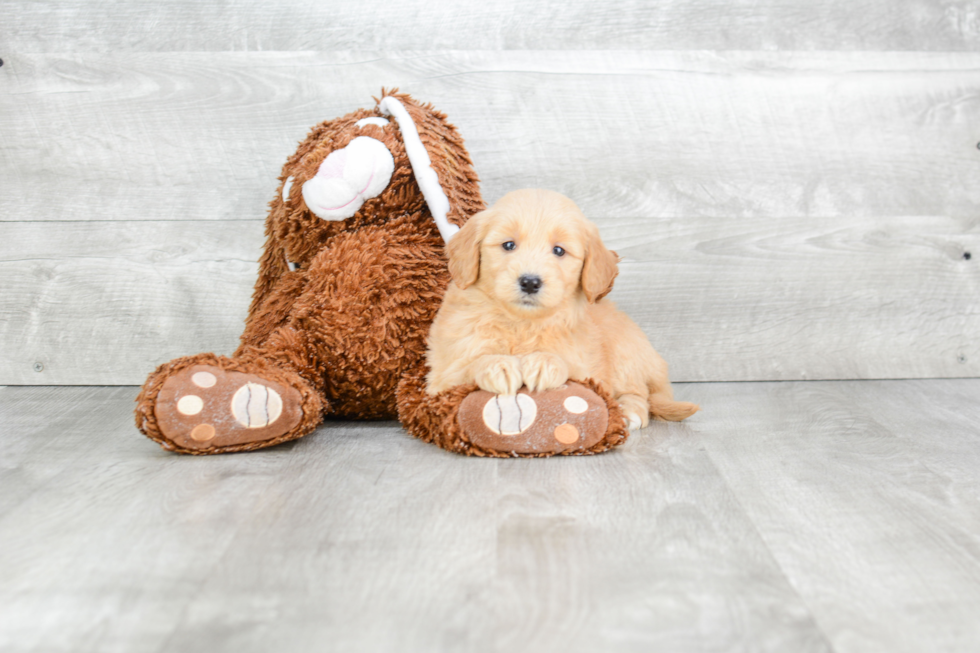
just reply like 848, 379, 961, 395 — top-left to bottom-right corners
520, 352, 569, 392
472, 355, 524, 395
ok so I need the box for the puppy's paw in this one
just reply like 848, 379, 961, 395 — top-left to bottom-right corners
617, 393, 650, 430
520, 352, 569, 392
625, 413, 643, 431
472, 355, 524, 395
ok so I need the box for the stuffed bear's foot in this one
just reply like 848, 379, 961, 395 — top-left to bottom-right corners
155, 365, 304, 451
397, 367, 629, 457
457, 383, 612, 455
136, 354, 324, 454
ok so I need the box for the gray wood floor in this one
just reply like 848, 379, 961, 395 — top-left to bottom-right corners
2, 380, 979, 652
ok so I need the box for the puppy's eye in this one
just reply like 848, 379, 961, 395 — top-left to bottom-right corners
553, 245, 566, 257
502, 241, 517, 251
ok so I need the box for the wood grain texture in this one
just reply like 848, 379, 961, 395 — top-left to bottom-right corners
2, 51, 979, 223
3, 380, 980, 651
0, 221, 260, 385
693, 379, 980, 653
606, 213, 980, 382
3, 215, 977, 384
0, 383, 828, 653
0, 386, 496, 652
492, 434, 830, 652
1, 0, 978, 52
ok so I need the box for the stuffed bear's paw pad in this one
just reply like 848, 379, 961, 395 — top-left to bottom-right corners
155, 365, 303, 451
458, 383, 608, 455
231, 383, 283, 428
482, 394, 538, 435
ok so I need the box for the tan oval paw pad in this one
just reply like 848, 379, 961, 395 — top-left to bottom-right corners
177, 395, 203, 415
563, 396, 588, 414
191, 424, 216, 442
554, 423, 580, 444
192, 371, 217, 388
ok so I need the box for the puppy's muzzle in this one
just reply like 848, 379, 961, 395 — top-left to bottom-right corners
519, 274, 543, 295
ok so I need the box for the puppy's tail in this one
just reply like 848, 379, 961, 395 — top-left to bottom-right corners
649, 392, 699, 422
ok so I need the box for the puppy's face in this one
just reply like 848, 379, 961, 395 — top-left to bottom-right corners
448, 189, 619, 315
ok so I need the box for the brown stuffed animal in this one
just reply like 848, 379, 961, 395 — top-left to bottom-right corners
135, 91, 628, 456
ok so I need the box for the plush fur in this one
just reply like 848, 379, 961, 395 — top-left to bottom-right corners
236, 93, 484, 420
136, 94, 636, 458
396, 366, 629, 457
425, 189, 699, 427
135, 91, 485, 453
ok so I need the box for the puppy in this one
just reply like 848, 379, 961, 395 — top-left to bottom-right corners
426, 189, 698, 428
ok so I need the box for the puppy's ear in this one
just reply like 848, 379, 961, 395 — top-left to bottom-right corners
447, 209, 491, 289
581, 224, 620, 303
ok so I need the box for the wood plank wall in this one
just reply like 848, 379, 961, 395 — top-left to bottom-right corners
1, 2, 979, 385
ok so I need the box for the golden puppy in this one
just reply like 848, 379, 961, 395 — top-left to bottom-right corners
425, 189, 698, 428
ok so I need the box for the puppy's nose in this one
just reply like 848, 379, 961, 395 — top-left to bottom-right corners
519, 274, 543, 295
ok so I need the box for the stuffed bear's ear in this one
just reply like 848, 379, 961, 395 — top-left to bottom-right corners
447, 209, 492, 289
376, 90, 485, 237
581, 223, 620, 303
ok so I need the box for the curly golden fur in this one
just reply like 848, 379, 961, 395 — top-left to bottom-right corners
426, 189, 699, 427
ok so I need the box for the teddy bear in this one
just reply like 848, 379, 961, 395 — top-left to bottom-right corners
135, 91, 628, 457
